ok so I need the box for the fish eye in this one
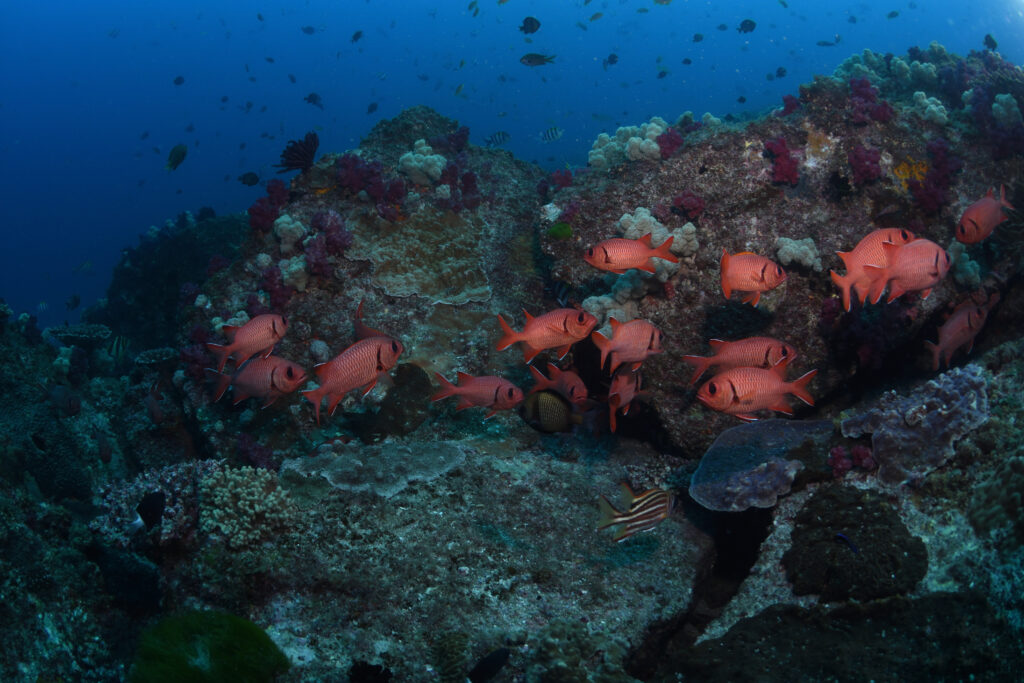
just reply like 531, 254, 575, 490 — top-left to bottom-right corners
568, 387, 576, 397
577, 312, 585, 323
780, 347, 789, 357
708, 383, 717, 395
506, 388, 515, 398
391, 341, 399, 353
776, 266, 783, 275
900, 229, 909, 240
586, 248, 594, 257
281, 316, 288, 326
286, 367, 294, 378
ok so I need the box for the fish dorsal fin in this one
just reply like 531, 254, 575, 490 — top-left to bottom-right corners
986, 187, 995, 199
455, 371, 473, 385
522, 309, 535, 323
835, 250, 852, 269
638, 233, 653, 247
771, 356, 791, 379
609, 318, 621, 332
619, 481, 638, 503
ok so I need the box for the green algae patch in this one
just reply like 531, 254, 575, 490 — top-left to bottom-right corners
547, 221, 572, 240
130, 610, 289, 683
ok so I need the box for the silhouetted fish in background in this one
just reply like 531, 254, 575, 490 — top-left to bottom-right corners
738, 19, 756, 33
300, 25, 316, 35
366, 102, 378, 114
485, 131, 510, 147
173, 75, 184, 86
305, 92, 324, 109
238, 172, 260, 186
693, 33, 704, 43
351, 30, 363, 43
520, 53, 555, 66
602, 53, 618, 70
165, 144, 187, 170
984, 34, 997, 50
519, 16, 540, 34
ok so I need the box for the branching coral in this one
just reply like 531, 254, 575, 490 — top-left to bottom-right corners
200, 466, 297, 549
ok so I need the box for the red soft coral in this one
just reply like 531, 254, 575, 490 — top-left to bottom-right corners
764, 137, 799, 186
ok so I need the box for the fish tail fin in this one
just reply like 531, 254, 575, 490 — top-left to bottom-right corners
654, 236, 679, 263
923, 340, 941, 371
681, 354, 711, 386
495, 314, 519, 351
788, 369, 818, 406
591, 330, 611, 371
829, 270, 853, 312
301, 386, 324, 425
204, 343, 228, 372
430, 372, 458, 402
205, 368, 232, 402
597, 495, 621, 530
528, 365, 549, 393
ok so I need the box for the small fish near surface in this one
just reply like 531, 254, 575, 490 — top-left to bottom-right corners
496, 308, 597, 364
602, 53, 618, 70
924, 292, 999, 370
205, 313, 289, 373
597, 482, 674, 542
302, 335, 404, 424
584, 234, 678, 275
431, 372, 523, 419
520, 53, 555, 67
696, 357, 816, 422
519, 16, 540, 34
720, 249, 787, 307
304, 92, 324, 109
830, 228, 916, 312
165, 144, 188, 171
956, 185, 1013, 244
207, 355, 307, 407
864, 238, 951, 304
737, 19, 756, 33
682, 336, 797, 386
591, 318, 664, 375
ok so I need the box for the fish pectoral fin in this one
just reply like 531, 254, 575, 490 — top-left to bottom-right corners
769, 399, 794, 415
735, 413, 758, 422
554, 344, 573, 360
742, 291, 761, 306
360, 379, 379, 397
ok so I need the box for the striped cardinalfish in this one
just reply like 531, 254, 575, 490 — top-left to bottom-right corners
540, 126, 564, 142
597, 482, 674, 542
485, 131, 510, 147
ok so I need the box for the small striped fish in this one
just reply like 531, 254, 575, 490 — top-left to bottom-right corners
485, 131, 510, 147
597, 483, 674, 542
540, 126, 563, 142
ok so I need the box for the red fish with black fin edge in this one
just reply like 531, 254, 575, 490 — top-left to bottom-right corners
528, 363, 589, 404
924, 292, 999, 370
956, 185, 1013, 244
208, 356, 307, 407
720, 250, 787, 306
302, 336, 403, 424
591, 318, 664, 374
583, 234, 678, 274
431, 372, 523, 419
864, 238, 951, 304
830, 228, 915, 311
205, 313, 288, 372
696, 357, 816, 422
682, 336, 797, 386
495, 308, 597, 364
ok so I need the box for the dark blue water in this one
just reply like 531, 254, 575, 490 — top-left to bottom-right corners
1, 0, 1020, 327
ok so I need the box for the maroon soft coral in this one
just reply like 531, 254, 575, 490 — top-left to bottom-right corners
763, 137, 799, 186
847, 144, 882, 186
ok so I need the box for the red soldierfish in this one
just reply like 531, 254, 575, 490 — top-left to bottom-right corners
720, 250, 787, 306
431, 372, 523, 419
591, 318, 663, 374
496, 308, 597, 364
682, 336, 797, 386
864, 238, 951, 304
302, 336, 404, 424
597, 482, 674, 542
924, 293, 999, 370
830, 228, 916, 311
208, 356, 307, 407
206, 314, 288, 372
956, 185, 1013, 244
608, 369, 644, 433
583, 234, 678, 274
696, 358, 816, 422
529, 363, 588, 404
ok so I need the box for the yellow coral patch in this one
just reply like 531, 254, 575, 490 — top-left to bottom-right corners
892, 157, 928, 191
